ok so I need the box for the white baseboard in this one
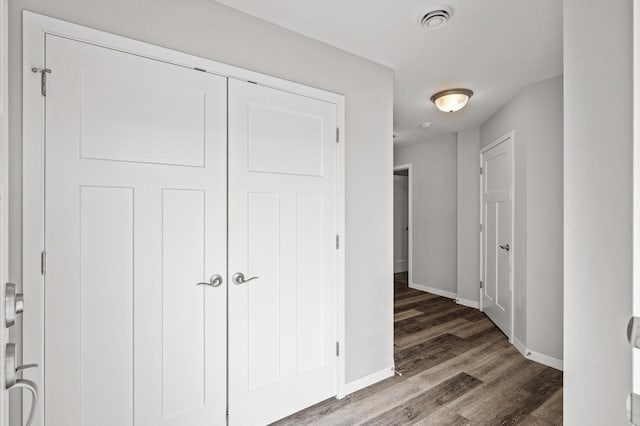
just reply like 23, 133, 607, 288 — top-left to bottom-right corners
512, 337, 563, 371
455, 297, 479, 309
527, 349, 563, 371
343, 366, 395, 396
513, 337, 527, 357
410, 282, 456, 299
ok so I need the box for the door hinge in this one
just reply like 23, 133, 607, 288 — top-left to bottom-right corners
480, 167, 483, 175
479, 223, 483, 232
41, 251, 46, 276
336, 128, 340, 143
336, 235, 340, 250
480, 281, 483, 289
31, 67, 52, 97
336, 342, 340, 357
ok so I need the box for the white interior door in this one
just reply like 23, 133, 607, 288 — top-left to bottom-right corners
481, 137, 513, 338
228, 79, 338, 425
44, 35, 227, 426
393, 175, 409, 273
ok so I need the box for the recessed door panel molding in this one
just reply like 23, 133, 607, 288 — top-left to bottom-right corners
42, 34, 227, 426
248, 103, 324, 176
161, 189, 206, 417
484, 202, 497, 303
247, 192, 281, 390
80, 185, 134, 426
497, 201, 511, 310
485, 151, 508, 193
229, 80, 338, 425
296, 194, 325, 374
480, 132, 514, 339
80, 68, 206, 167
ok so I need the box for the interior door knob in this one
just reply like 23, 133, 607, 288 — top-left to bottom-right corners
196, 274, 223, 287
5, 283, 25, 328
232, 272, 259, 285
499, 244, 510, 251
5, 343, 38, 426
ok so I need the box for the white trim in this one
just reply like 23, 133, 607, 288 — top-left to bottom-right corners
343, 367, 395, 396
513, 336, 527, 357
455, 297, 479, 309
23, 11, 348, 420
22, 11, 342, 104
479, 131, 516, 343
634, 0, 640, 394
394, 164, 413, 287
0, 0, 8, 424
23, 12, 47, 426
409, 282, 456, 299
527, 350, 563, 371
336, 98, 347, 398
513, 337, 563, 371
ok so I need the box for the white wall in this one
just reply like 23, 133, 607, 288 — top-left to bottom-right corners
564, 0, 632, 423
525, 76, 563, 360
394, 134, 457, 296
480, 75, 563, 361
7, 0, 394, 395
393, 175, 409, 273
456, 129, 480, 304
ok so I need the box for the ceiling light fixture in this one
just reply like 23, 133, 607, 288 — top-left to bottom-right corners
431, 88, 474, 112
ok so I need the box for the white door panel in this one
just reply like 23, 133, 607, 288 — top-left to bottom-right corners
228, 80, 337, 425
44, 35, 227, 426
481, 137, 513, 337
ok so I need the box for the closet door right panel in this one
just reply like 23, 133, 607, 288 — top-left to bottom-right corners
228, 80, 337, 425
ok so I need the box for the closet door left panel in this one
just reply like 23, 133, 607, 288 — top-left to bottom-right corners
44, 34, 227, 426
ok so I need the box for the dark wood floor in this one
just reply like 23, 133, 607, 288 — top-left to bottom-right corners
274, 273, 563, 425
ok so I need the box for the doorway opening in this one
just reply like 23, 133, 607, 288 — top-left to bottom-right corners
393, 164, 411, 287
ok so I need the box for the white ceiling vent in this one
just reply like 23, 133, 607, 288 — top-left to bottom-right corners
418, 5, 454, 29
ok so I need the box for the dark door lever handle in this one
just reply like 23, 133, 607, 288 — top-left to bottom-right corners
499, 244, 510, 251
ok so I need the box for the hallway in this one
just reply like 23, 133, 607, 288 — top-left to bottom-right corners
275, 273, 563, 425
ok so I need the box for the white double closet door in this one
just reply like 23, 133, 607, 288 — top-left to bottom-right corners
44, 35, 337, 426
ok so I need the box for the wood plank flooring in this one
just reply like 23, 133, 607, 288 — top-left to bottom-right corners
273, 273, 563, 425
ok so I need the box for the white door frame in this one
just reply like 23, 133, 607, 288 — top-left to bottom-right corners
479, 131, 515, 343
22, 12, 347, 425
633, 0, 640, 396
393, 164, 413, 286
0, 0, 8, 424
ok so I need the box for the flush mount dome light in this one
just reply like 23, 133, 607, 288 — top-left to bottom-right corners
431, 88, 473, 112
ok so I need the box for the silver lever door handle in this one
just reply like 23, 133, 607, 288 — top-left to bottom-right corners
5, 343, 38, 426
499, 244, 510, 251
9, 379, 38, 426
196, 274, 223, 288
232, 272, 259, 285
